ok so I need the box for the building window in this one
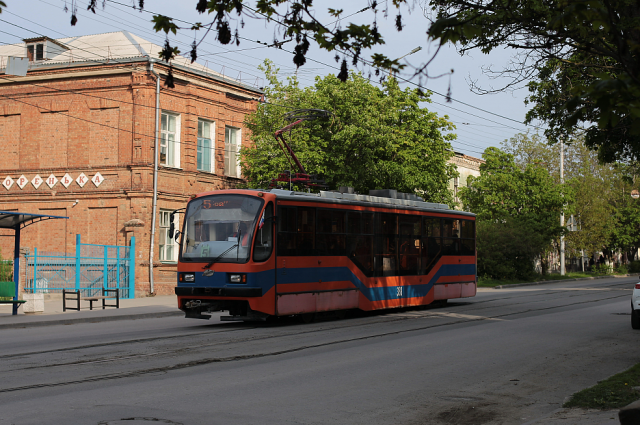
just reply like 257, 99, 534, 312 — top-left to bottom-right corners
197, 119, 214, 172
27, 43, 44, 61
160, 112, 180, 168
224, 126, 240, 178
159, 210, 178, 262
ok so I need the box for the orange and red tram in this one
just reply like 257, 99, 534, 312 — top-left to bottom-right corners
175, 188, 477, 321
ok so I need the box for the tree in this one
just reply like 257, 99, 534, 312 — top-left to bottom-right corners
426, 0, 640, 162
460, 146, 571, 276
40, 0, 639, 161
500, 133, 616, 258
476, 218, 548, 280
241, 61, 458, 204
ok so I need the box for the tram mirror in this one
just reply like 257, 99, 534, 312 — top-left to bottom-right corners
169, 213, 175, 239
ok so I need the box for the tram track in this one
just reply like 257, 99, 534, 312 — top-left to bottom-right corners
0, 286, 631, 394
2, 281, 632, 363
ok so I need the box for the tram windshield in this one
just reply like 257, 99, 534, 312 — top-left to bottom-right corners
181, 194, 264, 263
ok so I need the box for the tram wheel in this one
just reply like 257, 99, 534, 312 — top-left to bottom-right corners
334, 310, 348, 320
300, 313, 316, 324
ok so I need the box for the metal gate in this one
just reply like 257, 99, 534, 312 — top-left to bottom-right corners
24, 234, 135, 299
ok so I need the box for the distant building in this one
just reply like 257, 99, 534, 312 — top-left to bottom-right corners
448, 152, 484, 208
0, 31, 262, 296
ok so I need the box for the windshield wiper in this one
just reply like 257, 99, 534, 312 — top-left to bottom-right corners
203, 243, 238, 269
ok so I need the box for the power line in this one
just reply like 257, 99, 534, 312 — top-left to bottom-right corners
67, 0, 535, 137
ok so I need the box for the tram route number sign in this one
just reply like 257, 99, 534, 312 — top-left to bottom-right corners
202, 200, 231, 209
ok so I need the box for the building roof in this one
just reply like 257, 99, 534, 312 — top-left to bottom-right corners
0, 30, 261, 93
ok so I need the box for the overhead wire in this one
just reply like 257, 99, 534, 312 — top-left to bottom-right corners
0, 8, 492, 163
69, 0, 531, 142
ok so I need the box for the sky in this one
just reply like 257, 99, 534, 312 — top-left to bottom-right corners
0, 0, 547, 158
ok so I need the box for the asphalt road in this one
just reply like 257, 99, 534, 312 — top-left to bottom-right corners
1, 277, 638, 425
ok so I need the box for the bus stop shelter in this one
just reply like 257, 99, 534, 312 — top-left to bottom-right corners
0, 211, 68, 315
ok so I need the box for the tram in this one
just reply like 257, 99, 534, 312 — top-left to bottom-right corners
174, 188, 477, 321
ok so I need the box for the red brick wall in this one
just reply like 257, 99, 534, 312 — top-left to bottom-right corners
0, 62, 259, 296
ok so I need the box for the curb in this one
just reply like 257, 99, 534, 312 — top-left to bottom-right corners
490, 274, 636, 289
0, 310, 183, 330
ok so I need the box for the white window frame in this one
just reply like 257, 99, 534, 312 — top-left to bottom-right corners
224, 126, 241, 178
159, 209, 178, 263
160, 111, 181, 168
197, 119, 215, 173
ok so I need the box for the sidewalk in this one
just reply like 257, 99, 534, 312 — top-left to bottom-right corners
0, 294, 181, 329
490, 274, 636, 289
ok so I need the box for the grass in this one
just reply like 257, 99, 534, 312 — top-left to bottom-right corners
477, 271, 624, 287
564, 363, 640, 410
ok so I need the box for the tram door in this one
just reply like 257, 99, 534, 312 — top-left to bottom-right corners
275, 206, 317, 315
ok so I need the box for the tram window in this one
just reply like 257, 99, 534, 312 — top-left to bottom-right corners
374, 213, 398, 276
278, 207, 297, 233
461, 238, 475, 256
348, 234, 373, 276
347, 212, 362, 234
399, 215, 421, 275
317, 209, 346, 256
277, 232, 296, 256
362, 212, 374, 234
296, 207, 316, 255
253, 203, 274, 262
420, 237, 441, 274
443, 219, 460, 238
317, 209, 346, 234
298, 207, 315, 233
277, 206, 297, 256
424, 218, 441, 237
399, 215, 421, 237
442, 238, 460, 255
460, 220, 475, 239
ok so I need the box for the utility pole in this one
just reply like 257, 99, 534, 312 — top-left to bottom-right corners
560, 140, 565, 276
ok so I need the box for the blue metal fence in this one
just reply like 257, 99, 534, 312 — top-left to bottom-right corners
24, 234, 135, 298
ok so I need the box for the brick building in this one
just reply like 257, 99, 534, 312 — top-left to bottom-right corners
0, 31, 261, 296
448, 152, 484, 208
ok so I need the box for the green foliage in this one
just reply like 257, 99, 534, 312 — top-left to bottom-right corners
628, 261, 640, 273
460, 144, 571, 277
0, 251, 12, 282
241, 61, 457, 204
460, 146, 570, 234
476, 218, 548, 280
427, 0, 640, 162
564, 362, 640, 410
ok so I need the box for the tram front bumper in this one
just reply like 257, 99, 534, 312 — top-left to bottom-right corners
175, 286, 262, 297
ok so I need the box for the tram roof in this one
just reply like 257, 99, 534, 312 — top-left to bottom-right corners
264, 189, 475, 217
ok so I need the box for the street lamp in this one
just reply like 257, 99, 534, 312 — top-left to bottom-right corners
392, 46, 422, 78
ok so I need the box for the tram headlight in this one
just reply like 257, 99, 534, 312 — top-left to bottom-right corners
181, 273, 195, 282
229, 274, 246, 283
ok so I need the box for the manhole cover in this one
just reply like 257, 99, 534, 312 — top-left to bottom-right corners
99, 419, 183, 425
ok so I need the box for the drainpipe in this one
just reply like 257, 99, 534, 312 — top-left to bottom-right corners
148, 58, 160, 294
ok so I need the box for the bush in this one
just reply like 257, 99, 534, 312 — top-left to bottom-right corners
476, 218, 549, 280
628, 260, 640, 273
615, 264, 629, 274
593, 264, 612, 275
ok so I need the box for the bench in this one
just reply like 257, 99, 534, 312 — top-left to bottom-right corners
62, 288, 120, 311
0, 281, 26, 308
